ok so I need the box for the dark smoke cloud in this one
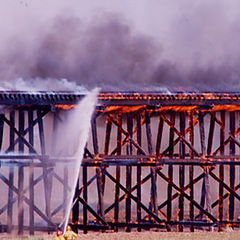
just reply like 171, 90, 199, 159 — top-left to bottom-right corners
1, 1, 240, 92
0, 15, 162, 91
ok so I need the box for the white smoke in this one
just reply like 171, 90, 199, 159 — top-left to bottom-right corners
0, 78, 88, 92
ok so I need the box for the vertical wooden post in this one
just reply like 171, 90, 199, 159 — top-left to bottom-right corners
0, 114, 4, 150
199, 112, 206, 155
229, 112, 235, 222
199, 112, 206, 220
167, 112, 175, 231
72, 181, 79, 225
7, 111, 15, 233
126, 113, 133, 232
18, 110, 24, 235
219, 111, 225, 231
28, 110, 34, 235
136, 112, 142, 232
104, 116, 112, 156
178, 112, 185, 232
189, 111, 194, 232
114, 114, 122, 231
83, 166, 88, 234
91, 114, 99, 155
155, 116, 163, 157
207, 112, 215, 155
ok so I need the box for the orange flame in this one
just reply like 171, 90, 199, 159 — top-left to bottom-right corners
211, 105, 240, 112
104, 105, 146, 113
55, 104, 76, 110
55, 103, 240, 113
157, 106, 198, 112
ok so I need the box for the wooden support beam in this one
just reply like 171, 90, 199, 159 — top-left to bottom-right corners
103, 169, 164, 224
0, 114, 4, 150
0, 172, 56, 227
104, 173, 151, 215
212, 137, 231, 156
156, 169, 217, 223
72, 181, 79, 225
188, 111, 194, 232
199, 112, 206, 155
18, 110, 24, 235
104, 116, 112, 156
110, 113, 146, 156
7, 111, 14, 233
83, 166, 88, 234
3, 115, 38, 154
158, 173, 204, 210
229, 111, 235, 222
114, 114, 122, 231
4, 109, 49, 154
91, 114, 99, 155
136, 112, 142, 232
106, 114, 146, 155
212, 183, 240, 209
28, 110, 34, 235
126, 113, 133, 232
159, 116, 199, 159
209, 171, 240, 201
156, 116, 163, 157
78, 197, 108, 226
219, 111, 225, 231
178, 112, 185, 232
207, 112, 216, 155
167, 112, 175, 231
160, 113, 200, 157
0, 168, 53, 216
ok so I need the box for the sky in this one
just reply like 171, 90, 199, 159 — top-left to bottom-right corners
1, 0, 240, 91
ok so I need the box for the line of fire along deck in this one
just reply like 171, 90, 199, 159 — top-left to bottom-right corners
1, 91, 240, 106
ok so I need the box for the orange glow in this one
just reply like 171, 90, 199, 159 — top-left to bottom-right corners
149, 157, 154, 162
211, 105, 240, 111
55, 103, 240, 113
104, 105, 146, 113
158, 106, 199, 112
55, 104, 76, 110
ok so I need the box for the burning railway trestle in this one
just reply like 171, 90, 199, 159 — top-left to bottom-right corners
0, 92, 240, 234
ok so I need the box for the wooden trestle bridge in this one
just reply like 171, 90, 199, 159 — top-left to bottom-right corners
0, 91, 240, 234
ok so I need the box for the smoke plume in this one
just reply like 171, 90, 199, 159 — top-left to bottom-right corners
1, 1, 240, 91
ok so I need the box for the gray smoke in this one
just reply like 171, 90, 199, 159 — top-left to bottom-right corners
1, 1, 240, 91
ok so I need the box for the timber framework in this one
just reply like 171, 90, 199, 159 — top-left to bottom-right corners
0, 92, 239, 233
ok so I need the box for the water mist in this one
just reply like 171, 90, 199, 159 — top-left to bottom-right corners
56, 88, 99, 233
